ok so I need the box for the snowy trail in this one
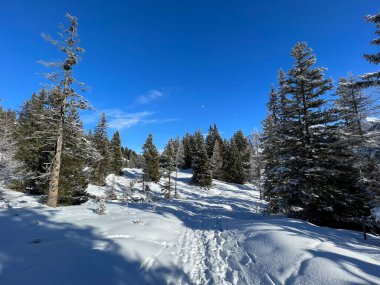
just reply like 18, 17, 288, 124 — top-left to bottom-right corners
1, 170, 380, 285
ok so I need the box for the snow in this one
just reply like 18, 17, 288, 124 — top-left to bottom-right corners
372, 207, 380, 224
366, 117, 380, 123
0, 169, 380, 285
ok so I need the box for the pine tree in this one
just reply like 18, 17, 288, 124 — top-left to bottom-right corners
223, 141, 244, 184
211, 139, 223, 180
110, 131, 124, 175
182, 133, 193, 169
92, 113, 111, 185
205, 125, 215, 158
0, 102, 22, 185
335, 76, 380, 208
279, 42, 366, 223
250, 129, 262, 180
161, 139, 176, 198
192, 130, 212, 187
39, 14, 89, 207
231, 130, 252, 182
205, 124, 223, 158
142, 134, 160, 183
174, 140, 185, 197
14, 90, 53, 194
358, 12, 380, 88
58, 106, 96, 205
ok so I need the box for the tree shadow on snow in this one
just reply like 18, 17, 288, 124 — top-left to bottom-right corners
0, 207, 191, 285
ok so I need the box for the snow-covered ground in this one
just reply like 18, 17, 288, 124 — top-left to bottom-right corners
0, 169, 380, 285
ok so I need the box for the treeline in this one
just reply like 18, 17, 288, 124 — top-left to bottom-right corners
0, 14, 141, 206
140, 126, 261, 194
261, 13, 380, 228
0, 91, 138, 205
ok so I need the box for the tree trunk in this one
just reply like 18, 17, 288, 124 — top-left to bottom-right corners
168, 173, 171, 198
175, 169, 178, 198
47, 116, 64, 207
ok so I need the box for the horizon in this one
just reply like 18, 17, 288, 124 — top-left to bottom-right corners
1, 0, 380, 151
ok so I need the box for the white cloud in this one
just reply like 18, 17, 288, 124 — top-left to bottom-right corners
82, 108, 177, 130
107, 110, 154, 129
137, 90, 163, 104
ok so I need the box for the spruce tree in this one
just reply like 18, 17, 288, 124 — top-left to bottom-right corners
192, 130, 212, 187
182, 133, 193, 169
161, 139, 176, 198
174, 140, 185, 197
231, 130, 252, 182
0, 102, 21, 185
205, 124, 223, 158
280, 42, 366, 223
92, 113, 111, 185
211, 140, 223, 180
223, 141, 244, 184
142, 134, 160, 183
335, 76, 380, 209
110, 131, 124, 175
358, 12, 380, 88
14, 90, 53, 194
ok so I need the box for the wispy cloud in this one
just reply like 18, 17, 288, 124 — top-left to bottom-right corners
137, 89, 163, 104
82, 108, 178, 130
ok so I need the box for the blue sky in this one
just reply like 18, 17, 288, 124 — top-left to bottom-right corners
0, 0, 379, 151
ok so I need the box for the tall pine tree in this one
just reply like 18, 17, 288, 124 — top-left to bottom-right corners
142, 134, 160, 183
110, 131, 124, 175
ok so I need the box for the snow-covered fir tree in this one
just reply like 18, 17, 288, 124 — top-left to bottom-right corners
92, 113, 111, 185
335, 76, 380, 209
266, 42, 368, 224
0, 103, 22, 185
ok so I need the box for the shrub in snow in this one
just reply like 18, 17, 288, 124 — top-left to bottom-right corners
105, 178, 118, 201
95, 196, 107, 215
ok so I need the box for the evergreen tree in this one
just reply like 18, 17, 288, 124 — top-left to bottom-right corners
174, 140, 185, 197
211, 140, 223, 180
110, 131, 124, 175
231, 130, 252, 182
0, 102, 21, 185
223, 141, 244, 184
192, 130, 212, 187
58, 106, 96, 205
182, 133, 193, 169
277, 42, 367, 223
92, 113, 111, 185
358, 12, 380, 88
161, 139, 176, 198
335, 76, 380, 208
142, 134, 160, 183
205, 124, 223, 158
40, 14, 90, 207
14, 90, 53, 194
